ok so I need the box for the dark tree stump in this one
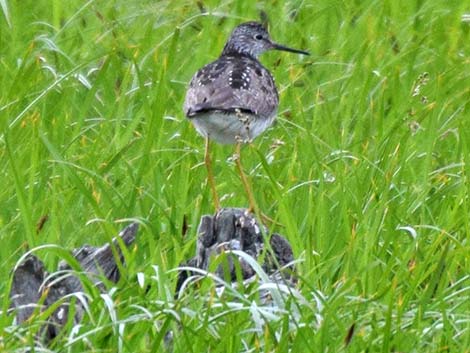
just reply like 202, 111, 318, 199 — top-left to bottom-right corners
9, 208, 297, 345
176, 208, 296, 295
9, 223, 138, 341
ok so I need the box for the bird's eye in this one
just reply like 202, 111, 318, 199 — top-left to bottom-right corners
254, 34, 263, 40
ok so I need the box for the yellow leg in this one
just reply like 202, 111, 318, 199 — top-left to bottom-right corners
205, 137, 220, 210
234, 142, 258, 213
235, 143, 280, 226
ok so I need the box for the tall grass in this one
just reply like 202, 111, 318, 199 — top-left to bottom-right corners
1, 0, 470, 351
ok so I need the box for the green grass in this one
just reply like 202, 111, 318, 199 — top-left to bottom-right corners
1, 0, 470, 351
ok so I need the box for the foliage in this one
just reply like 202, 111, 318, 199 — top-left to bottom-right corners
1, 0, 470, 351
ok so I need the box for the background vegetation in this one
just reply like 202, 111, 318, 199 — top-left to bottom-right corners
1, 0, 470, 351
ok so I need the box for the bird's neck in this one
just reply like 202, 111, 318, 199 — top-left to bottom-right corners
221, 42, 259, 60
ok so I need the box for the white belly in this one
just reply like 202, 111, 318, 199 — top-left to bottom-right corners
190, 111, 276, 144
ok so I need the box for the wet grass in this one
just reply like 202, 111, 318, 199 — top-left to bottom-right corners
1, 0, 470, 351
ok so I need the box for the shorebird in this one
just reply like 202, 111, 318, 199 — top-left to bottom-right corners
184, 21, 309, 212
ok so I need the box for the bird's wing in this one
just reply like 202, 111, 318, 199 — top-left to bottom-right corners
183, 56, 279, 119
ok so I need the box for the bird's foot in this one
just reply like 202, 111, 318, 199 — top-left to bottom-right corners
245, 206, 283, 228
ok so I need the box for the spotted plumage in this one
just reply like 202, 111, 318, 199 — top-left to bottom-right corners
184, 21, 309, 144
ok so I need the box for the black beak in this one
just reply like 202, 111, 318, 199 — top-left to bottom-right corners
272, 42, 310, 56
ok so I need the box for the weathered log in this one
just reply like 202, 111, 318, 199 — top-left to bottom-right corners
9, 223, 138, 341
176, 208, 296, 295
10, 208, 297, 344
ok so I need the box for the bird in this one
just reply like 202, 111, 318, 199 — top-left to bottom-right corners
183, 21, 309, 213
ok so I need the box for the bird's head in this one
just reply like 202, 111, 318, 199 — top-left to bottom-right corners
222, 21, 309, 58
